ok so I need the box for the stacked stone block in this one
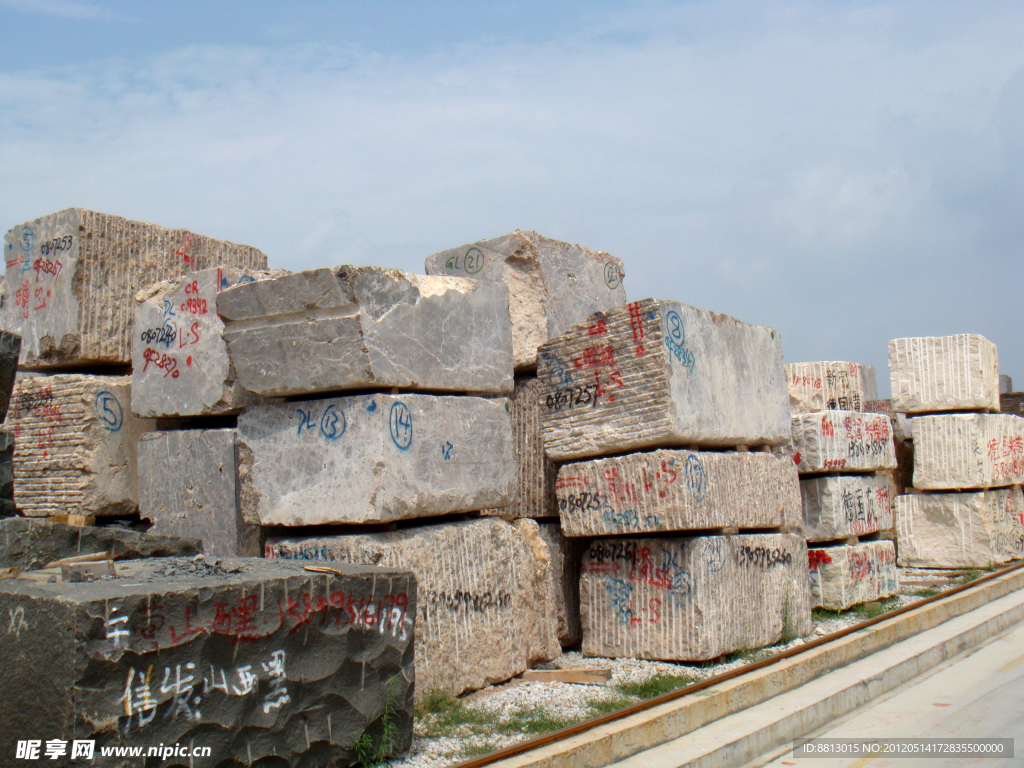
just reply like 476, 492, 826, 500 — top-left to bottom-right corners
0, 332, 19, 517
808, 540, 898, 611
786, 361, 877, 414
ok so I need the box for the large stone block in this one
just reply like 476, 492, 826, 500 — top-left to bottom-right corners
801, 474, 894, 542
579, 533, 811, 661
217, 265, 514, 397
790, 411, 896, 474
8, 375, 155, 517
889, 334, 1000, 414
0, 557, 415, 764
3, 209, 266, 368
237, 393, 513, 526
266, 517, 559, 698
132, 266, 282, 417
556, 448, 801, 537
0, 331, 20, 423
910, 413, 1024, 490
537, 522, 584, 647
425, 230, 627, 370
786, 361, 877, 414
138, 429, 259, 558
538, 299, 789, 461
808, 541, 898, 610
896, 488, 1024, 567
0, 429, 11, 517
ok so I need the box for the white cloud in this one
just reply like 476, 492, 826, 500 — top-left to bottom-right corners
0, 0, 108, 19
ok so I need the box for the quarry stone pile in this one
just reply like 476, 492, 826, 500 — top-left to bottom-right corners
889, 334, 1000, 414
896, 488, 1024, 567
801, 474, 894, 542
786, 361, 877, 414
131, 266, 282, 417
138, 429, 259, 558
3, 209, 266, 368
266, 517, 559, 699
237, 393, 513, 526
0, 557, 415, 765
538, 299, 790, 461
217, 265, 514, 397
808, 540, 898, 610
425, 230, 627, 370
555, 448, 801, 537
910, 413, 1024, 490
789, 411, 897, 474
8, 375, 155, 517
578, 533, 811, 661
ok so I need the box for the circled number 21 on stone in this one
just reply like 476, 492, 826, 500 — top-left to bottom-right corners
445, 247, 484, 274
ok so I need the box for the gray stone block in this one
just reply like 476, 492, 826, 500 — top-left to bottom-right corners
579, 533, 811, 661
237, 393, 513, 526
138, 429, 259, 558
3, 209, 266, 368
266, 517, 559, 699
132, 267, 282, 417
896, 488, 1024, 567
218, 265, 514, 397
889, 334, 1000, 413
790, 411, 897, 474
537, 522, 584, 647
0, 557, 414, 764
801, 474, 894, 542
538, 299, 789, 461
556, 448, 801, 537
0, 516, 202, 570
1001, 374, 1013, 394
0, 331, 20, 423
786, 361, 877, 413
9, 375, 156, 517
808, 541, 898, 610
425, 230, 627, 370
0, 429, 11, 518
910, 413, 1024, 490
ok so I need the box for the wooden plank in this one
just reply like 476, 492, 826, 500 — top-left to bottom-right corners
46, 514, 96, 527
44, 552, 111, 568
518, 669, 613, 685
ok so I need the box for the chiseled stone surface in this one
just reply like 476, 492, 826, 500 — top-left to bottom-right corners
218, 265, 514, 397
910, 413, 1024, 490
896, 488, 1024, 567
0, 331, 20, 423
0, 429, 12, 517
0, 557, 415, 765
808, 541, 898, 610
537, 522, 584, 647
266, 517, 559, 699
132, 266, 283, 417
8, 375, 155, 517
790, 411, 896, 474
138, 429, 259, 558
556, 448, 801, 537
237, 393, 513, 526
579, 533, 811, 661
425, 231, 627, 370
801, 474, 894, 542
3, 209, 266, 368
889, 334, 1000, 414
786, 361, 877, 414
538, 299, 789, 461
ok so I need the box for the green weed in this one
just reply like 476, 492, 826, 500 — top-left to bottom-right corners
613, 673, 696, 700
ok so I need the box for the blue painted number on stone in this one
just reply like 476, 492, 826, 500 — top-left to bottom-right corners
95, 391, 123, 432
685, 454, 706, 502
389, 402, 413, 450
319, 404, 346, 440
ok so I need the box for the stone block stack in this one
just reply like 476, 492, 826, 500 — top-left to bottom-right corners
890, 334, 1024, 567
3, 210, 267, 522
543, 299, 812, 661
0, 332, 20, 517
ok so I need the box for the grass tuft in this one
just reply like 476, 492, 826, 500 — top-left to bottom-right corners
912, 587, 940, 598
613, 673, 697, 700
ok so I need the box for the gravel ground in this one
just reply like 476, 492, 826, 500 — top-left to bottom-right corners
380, 566, 970, 768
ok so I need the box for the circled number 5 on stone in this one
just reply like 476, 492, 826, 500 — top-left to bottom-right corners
95, 391, 123, 432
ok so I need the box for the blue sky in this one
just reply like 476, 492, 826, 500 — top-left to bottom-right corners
2, 1, 1022, 395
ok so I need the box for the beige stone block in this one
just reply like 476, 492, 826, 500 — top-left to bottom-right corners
790, 411, 896, 474
889, 334, 1000, 413
786, 362, 877, 414
910, 413, 1024, 490
537, 522, 584, 646
808, 541, 898, 610
801, 474, 894, 542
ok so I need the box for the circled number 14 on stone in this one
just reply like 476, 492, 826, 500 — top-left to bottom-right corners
389, 402, 413, 449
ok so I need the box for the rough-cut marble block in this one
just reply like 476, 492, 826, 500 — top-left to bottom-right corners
538, 299, 789, 461
808, 541, 898, 610
0, 557, 414, 764
910, 413, 1024, 490
0, 331, 20, 423
217, 265, 514, 397
8, 375, 155, 517
896, 488, 1024, 567
790, 411, 896, 474
786, 362, 877, 414
538, 522, 584, 646
237, 393, 513, 526
0, 429, 12, 517
132, 267, 282, 417
1001, 374, 1013, 394
889, 334, 1000, 414
579, 533, 811, 661
801, 474, 894, 542
863, 398, 912, 442
556, 449, 801, 537
266, 517, 558, 698
3, 209, 266, 368
138, 429, 259, 558
425, 231, 627, 370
